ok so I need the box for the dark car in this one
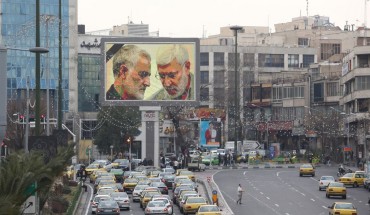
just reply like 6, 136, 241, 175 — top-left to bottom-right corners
162, 174, 175, 189
96, 200, 120, 215
150, 182, 169, 194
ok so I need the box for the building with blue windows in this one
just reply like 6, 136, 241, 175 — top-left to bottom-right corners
1, 0, 77, 137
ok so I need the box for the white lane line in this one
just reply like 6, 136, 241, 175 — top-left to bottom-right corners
322, 205, 328, 209
311, 198, 315, 202
84, 183, 94, 215
266, 197, 270, 200
285, 213, 290, 215
212, 171, 234, 214
275, 203, 279, 207
260, 192, 264, 195
244, 171, 247, 175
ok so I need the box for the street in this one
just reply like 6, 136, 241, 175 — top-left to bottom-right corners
213, 166, 370, 215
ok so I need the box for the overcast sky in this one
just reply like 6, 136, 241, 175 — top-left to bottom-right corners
78, 0, 369, 37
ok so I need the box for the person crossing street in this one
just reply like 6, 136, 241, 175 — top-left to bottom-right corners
236, 184, 244, 204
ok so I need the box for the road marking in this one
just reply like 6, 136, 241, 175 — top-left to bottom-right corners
322, 205, 327, 209
266, 197, 270, 200
311, 198, 315, 202
285, 213, 290, 215
84, 183, 94, 215
260, 192, 264, 195
275, 203, 279, 207
244, 171, 247, 175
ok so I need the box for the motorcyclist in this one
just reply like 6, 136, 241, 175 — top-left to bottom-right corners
338, 164, 346, 175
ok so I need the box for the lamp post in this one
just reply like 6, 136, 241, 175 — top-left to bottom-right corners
127, 137, 132, 172
110, 145, 113, 162
230, 25, 242, 159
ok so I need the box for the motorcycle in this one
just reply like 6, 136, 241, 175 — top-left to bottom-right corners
337, 164, 352, 177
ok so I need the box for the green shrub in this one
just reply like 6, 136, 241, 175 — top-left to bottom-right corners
62, 186, 72, 194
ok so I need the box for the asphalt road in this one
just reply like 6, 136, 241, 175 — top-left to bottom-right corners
213, 166, 370, 215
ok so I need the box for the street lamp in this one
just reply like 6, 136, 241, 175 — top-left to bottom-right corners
127, 137, 132, 172
110, 145, 113, 161
230, 25, 243, 160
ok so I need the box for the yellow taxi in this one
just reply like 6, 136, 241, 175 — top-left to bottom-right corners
299, 163, 315, 177
182, 196, 208, 215
147, 170, 161, 178
89, 170, 108, 183
325, 182, 346, 199
139, 190, 161, 209
85, 163, 102, 175
176, 169, 189, 175
196, 205, 222, 215
123, 178, 138, 193
64, 165, 74, 179
328, 202, 357, 215
178, 170, 196, 182
339, 172, 365, 187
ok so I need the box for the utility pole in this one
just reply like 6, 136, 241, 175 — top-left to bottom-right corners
35, 0, 41, 135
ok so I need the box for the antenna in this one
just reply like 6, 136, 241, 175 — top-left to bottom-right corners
306, 0, 309, 17
202, 25, 205, 38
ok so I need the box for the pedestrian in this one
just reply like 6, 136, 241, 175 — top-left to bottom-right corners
236, 184, 244, 204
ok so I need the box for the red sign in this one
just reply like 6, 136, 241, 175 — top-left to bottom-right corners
344, 147, 352, 152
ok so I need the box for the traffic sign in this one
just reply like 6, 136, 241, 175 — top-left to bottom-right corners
85, 148, 91, 156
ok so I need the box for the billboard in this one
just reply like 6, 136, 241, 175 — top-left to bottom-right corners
200, 119, 221, 148
100, 38, 199, 106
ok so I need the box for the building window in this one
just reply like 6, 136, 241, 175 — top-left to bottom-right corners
358, 99, 369, 112
356, 76, 370, 90
228, 53, 240, 68
251, 86, 261, 100
313, 83, 324, 102
200, 88, 209, 101
302, 55, 314, 68
200, 71, 209, 84
327, 82, 339, 96
294, 86, 304, 98
81, 120, 97, 139
214, 52, 224, 66
283, 87, 293, 99
214, 70, 224, 86
262, 87, 271, 100
298, 38, 309, 46
272, 86, 282, 102
320, 43, 341, 60
288, 54, 299, 68
243, 53, 255, 67
200, 52, 209, 66
258, 54, 284, 67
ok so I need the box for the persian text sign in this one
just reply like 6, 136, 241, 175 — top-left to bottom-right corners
142, 111, 158, 122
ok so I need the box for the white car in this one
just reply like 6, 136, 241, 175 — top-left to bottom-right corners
319, 176, 335, 191
90, 195, 111, 214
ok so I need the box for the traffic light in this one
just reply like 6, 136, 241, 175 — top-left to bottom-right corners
19, 115, 25, 123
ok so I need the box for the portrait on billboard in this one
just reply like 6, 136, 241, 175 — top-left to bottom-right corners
200, 119, 221, 147
102, 38, 199, 106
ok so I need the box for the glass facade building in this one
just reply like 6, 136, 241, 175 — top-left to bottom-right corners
1, 0, 71, 111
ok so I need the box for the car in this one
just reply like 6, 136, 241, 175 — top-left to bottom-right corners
161, 174, 175, 189
325, 182, 347, 199
339, 172, 365, 187
162, 167, 175, 174
177, 190, 198, 207
202, 155, 219, 166
363, 173, 370, 190
132, 185, 150, 202
140, 191, 162, 209
96, 186, 116, 196
144, 200, 170, 215
122, 178, 138, 193
91, 195, 111, 214
173, 186, 196, 204
96, 200, 120, 215
319, 176, 335, 191
179, 193, 199, 212
177, 170, 196, 181
109, 169, 124, 183
182, 197, 208, 215
85, 163, 103, 175
196, 205, 222, 215
150, 197, 173, 214
299, 163, 315, 177
109, 192, 130, 210
327, 202, 357, 215
149, 182, 169, 194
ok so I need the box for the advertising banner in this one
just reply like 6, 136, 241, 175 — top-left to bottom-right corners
200, 119, 221, 147
101, 38, 199, 106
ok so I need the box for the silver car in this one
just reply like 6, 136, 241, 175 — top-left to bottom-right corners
109, 192, 130, 210
144, 201, 169, 215
132, 185, 149, 202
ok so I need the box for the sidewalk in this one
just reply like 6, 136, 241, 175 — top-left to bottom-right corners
74, 182, 93, 215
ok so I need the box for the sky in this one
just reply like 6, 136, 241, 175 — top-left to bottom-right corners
78, 0, 369, 38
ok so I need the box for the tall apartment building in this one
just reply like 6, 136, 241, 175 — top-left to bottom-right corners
0, 1, 78, 145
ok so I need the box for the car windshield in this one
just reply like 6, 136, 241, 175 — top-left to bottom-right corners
163, 175, 175, 180
180, 171, 193, 175
148, 201, 165, 207
321, 176, 334, 181
99, 200, 117, 208
199, 205, 219, 212
301, 164, 312, 168
110, 192, 128, 198
187, 198, 206, 203
329, 182, 344, 187
343, 173, 354, 177
335, 203, 354, 209
135, 185, 149, 190
125, 179, 138, 183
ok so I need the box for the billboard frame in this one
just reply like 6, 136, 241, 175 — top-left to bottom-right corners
100, 37, 200, 107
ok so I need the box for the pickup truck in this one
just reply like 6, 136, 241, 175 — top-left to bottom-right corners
188, 157, 206, 171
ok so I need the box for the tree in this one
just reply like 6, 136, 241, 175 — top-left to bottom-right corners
0, 145, 74, 213
94, 106, 141, 154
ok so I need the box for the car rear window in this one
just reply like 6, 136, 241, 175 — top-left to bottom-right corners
187, 198, 206, 203
335, 203, 354, 209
